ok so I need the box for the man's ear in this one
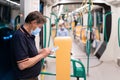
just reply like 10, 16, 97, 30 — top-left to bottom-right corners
31, 20, 37, 24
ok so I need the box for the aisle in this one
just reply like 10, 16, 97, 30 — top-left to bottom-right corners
39, 32, 120, 80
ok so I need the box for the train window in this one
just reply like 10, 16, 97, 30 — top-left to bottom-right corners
96, 8, 103, 33
0, 4, 11, 24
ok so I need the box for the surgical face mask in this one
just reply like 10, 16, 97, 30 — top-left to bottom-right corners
62, 26, 64, 29
31, 27, 41, 35
61, 26, 64, 30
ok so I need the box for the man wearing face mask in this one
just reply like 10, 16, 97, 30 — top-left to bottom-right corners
57, 21, 69, 37
11, 11, 51, 80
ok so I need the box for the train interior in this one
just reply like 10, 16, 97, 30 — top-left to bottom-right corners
0, 0, 120, 80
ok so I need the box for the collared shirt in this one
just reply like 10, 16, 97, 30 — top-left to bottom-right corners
57, 28, 69, 37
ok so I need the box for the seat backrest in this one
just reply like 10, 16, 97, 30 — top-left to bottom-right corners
71, 59, 86, 80
52, 28, 56, 39
75, 26, 82, 36
71, 22, 75, 30
54, 37, 72, 80
95, 29, 100, 40
80, 28, 87, 44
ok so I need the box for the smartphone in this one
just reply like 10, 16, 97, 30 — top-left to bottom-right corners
51, 46, 59, 52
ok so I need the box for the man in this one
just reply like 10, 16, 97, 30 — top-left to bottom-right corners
12, 11, 51, 80
57, 21, 69, 37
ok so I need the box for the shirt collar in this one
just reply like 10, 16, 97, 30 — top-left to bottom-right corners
21, 25, 35, 38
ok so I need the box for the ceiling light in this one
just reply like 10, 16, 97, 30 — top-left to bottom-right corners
6, 0, 20, 6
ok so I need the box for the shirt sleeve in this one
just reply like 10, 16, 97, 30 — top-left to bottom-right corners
66, 30, 69, 36
65, 29, 69, 36
57, 30, 60, 36
12, 34, 29, 61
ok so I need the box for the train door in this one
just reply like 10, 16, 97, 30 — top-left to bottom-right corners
95, 4, 112, 59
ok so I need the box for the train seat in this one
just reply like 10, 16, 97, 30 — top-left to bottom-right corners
71, 22, 75, 31
95, 29, 100, 40
51, 28, 56, 39
54, 37, 86, 80
71, 59, 86, 80
80, 28, 87, 45
40, 37, 86, 80
73, 26, 82, 39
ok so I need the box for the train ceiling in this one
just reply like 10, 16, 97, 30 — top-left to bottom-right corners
11, 0, 20, 3
41, 0, 56, 6
0, 0, 20, 9
105, 0, 120, 6
0, 0, 20, 4
0, 0, 120, 7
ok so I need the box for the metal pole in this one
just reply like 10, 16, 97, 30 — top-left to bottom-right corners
118, 18, 120, 47
104, 12, 112, 44
86, 0, 92, 76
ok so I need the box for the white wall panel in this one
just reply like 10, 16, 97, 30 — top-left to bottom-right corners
100, 6, 120, 62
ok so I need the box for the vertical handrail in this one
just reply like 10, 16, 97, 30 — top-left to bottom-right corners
48, 18, 52, 47
96, 12, 102, 40
86, 0, 92, 76
41, 22, 47, 70
14, 15, 20, 30
104, 12, 112, 44
118, 18, 120, 47
41, 13, 58, 72
44, 16, 51, 47
43, 23, 47, 48
51, 12, 59, 36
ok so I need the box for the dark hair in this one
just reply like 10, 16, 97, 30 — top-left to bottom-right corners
25, 11, 46, 24
51, 23, 55, 27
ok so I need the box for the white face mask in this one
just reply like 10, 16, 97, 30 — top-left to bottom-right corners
61, 26, 64, 30
61, 26, 64, 29
31, 27, 41, 35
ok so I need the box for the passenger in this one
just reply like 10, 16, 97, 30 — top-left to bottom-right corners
67, 14, 72, 28
85, 27, 100, 48
73, 16, 77, 27
11, 11, 51, 80
56, 21, 69, 36
92, 27, 100, 49
59, 15, 64, 25
51, 23, 56, 28
77, 13, 83, 26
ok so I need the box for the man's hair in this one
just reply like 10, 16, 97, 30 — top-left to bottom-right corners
25, 11, 46, 24
58, 20, 64, 27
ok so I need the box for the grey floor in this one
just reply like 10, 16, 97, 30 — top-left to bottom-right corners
39, 31, 120, 80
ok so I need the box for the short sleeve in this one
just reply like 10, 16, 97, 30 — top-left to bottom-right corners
65, 29, 69, 36
12, 34, 29, 61
57, 30, 60, 36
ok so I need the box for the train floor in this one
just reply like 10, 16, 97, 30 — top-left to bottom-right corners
38, 31, 120, 80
